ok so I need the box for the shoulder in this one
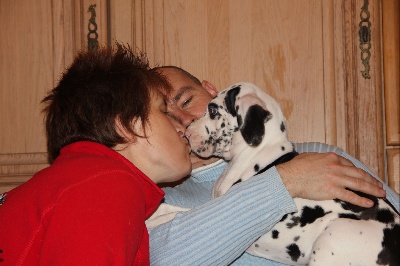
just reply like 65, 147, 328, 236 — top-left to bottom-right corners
293, 142, 345, 154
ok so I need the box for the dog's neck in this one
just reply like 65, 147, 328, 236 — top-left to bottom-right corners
228, 130, 293, 160
232, 138, 294, 166
212, 140, 296, 198
229, 139, 295, 175
256, 150, 298, 175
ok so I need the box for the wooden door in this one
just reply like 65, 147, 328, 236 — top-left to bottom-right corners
0, 0, 108, 193
382, 0, 400, 194
1, 0, 391, 193
110, 0, 385, 179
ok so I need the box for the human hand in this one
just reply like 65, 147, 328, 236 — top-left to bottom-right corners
276, 152, 386, 208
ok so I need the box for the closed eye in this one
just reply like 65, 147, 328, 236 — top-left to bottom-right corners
181, 96, 193, 108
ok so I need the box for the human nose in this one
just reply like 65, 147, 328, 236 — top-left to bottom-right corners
168, 116, 187, 137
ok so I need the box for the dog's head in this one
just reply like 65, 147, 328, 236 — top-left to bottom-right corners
185, 82, 289, 160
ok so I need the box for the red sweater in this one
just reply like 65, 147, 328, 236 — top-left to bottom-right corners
0, 141, 164, 265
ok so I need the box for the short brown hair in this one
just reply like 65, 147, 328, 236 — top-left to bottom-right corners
153, 66, 202, 86
42, 43, 171, 162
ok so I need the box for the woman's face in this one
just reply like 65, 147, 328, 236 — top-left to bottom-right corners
119, 90, 192, 184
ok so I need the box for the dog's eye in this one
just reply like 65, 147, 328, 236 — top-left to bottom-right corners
208, 105, 219, 119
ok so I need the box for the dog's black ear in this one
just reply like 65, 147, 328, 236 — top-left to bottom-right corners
224, 85, 241, 116
240, 105, 272, 146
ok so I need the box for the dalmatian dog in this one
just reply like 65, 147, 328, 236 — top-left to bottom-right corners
184, 82, 400, 266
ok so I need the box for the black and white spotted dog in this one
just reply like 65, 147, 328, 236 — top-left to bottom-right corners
185, 82, 400, 266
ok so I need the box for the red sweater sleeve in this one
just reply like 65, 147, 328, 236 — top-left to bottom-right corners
40, 171, 146, 265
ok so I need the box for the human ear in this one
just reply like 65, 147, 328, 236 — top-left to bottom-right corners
202, 80, 219, 97
114, 116, 137, 143
236, 94, 271, 147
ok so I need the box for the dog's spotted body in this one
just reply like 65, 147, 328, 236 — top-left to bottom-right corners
185, 82, 400, 266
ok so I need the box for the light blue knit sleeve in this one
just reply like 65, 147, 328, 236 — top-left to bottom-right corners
294, 142, 400, 212
149, 167, 297, 266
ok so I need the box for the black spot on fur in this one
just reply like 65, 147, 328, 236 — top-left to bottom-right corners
377, 224, 400, 265
240, 105, 271, 146
237, 114, 243, 128
281, 146, 285, 151
299, 206, 330, 227
280, 214, 288, 222
383, 197, 400, 216
232, 179, 242, 186
286, 216, 301, 229
335, 189, 398, 224
280, 121, 286, 132
286, 243, 301, 262
254, 164, 259, 172
376, 209, 395, 224
272, 230, 279, 239
257, 152, 298, 175
334, 189, 378, 213
338, 213, 360, 220
224, 86, 241, 116
294, 236, 300, 242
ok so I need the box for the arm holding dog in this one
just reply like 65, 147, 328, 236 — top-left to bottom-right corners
278, 152, 386, 207
150, 161, 297, 265
149, 143, 398, 265
150, 68, 395, 264
183, 81, 398, 265
291, 142, 399, 212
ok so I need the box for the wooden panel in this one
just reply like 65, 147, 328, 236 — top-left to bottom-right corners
322, 0, 347, 149
0, 1, 61, 192
0, 0, 53, 154
387, 149, 400, 194
382, 0, 400, 146
112, 0, 384, 177
0, 0, 109, 193
341, 0, 384, 178
109, 0, 134, 45
130, 0, 328, 144
0, 153, 49, 194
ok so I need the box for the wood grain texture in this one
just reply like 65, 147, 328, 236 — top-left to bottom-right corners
0, 0, 53, 154
0, 0, 108, 192
131, 0, 328, 144
387, 149, 400, 195
0, 153, 49, 193
122, 0, 384, 177
0, 0, 392, 192
341, 0, 384, 179
382, 0, 399, 192
382, 0, 400, 146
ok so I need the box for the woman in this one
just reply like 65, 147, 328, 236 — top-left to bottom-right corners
0, 43, 191, 265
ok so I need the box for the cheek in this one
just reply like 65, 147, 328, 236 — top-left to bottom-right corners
158, 120, 189, 158
194, 99, 211, 118
158, 134, 192, 180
